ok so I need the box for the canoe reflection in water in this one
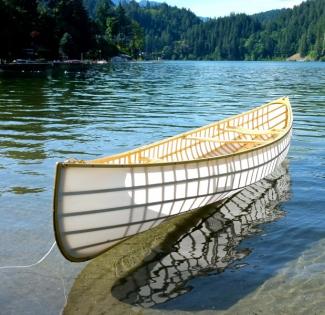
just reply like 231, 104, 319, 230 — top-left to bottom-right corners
112, 162, 290, 308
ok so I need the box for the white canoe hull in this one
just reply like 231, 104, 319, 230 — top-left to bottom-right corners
53, 97, 292, 261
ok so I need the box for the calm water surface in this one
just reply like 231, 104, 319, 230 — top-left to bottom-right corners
0, 61, 324, 314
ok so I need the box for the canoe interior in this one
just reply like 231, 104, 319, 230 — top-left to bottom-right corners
90, 97, 291, 165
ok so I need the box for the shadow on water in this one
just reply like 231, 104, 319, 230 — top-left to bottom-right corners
111, 163, 291, 310
64, 162, 293, 314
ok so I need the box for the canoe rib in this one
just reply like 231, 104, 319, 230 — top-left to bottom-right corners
53, 97, 293, 262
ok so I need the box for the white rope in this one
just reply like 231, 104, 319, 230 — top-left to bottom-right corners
0, 241, 56, 270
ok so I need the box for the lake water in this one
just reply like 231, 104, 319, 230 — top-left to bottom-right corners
0, 61, 324, 315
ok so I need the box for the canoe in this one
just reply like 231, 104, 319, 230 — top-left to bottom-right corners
53, 96, 293, 262
112, 163, 290, 307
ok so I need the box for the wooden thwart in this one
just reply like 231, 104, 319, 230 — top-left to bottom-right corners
223, 127, 282, 135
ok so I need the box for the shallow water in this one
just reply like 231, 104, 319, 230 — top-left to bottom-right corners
0, 61, 324, 314
111, 164, 291, 309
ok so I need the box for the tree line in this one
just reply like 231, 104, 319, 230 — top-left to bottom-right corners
0, 0, 324, 61
123, 0, 324, 60
0, 0, 143, 60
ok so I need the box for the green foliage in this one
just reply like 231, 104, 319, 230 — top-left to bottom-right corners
0, 0, 39, 58
54, 0, 95, 58
0, 0, 323, 61
299, 33, 308, 57
123, 1, 201, 59
121, 0, 324, 61
0, 0, 143, 60
0, 0, 95, 59
95, 0, 114, 33
59, 32, 74, 57
253, 9, 289, 24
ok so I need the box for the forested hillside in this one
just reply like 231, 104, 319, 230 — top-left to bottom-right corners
252, 9, 288, 24
121, 0, 324, 60
0, 0, 324, 61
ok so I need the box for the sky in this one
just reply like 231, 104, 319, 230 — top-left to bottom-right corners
158, 0, 305, 18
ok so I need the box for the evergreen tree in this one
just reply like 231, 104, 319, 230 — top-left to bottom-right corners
95, 0, 115, 33
299, 33, 308, 57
